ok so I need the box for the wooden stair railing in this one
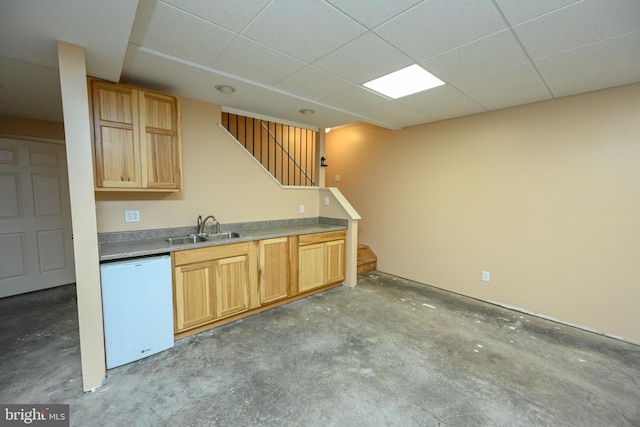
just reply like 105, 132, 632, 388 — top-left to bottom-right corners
357, 244, 377, 275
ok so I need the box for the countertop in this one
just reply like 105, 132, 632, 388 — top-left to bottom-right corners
99, 221, 346, 262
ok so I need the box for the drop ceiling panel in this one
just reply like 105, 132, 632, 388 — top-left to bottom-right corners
162, 0, 271, 32
421, 29, 529, 85
242, 0, 366, 63
455, 63, 552, 110
2, 0, 640, 130
359, 100, 432, 129
398, 85, 486, 122
275, 66, 354, 101
321, 86, 389, 113
545, 61, 640, 99
211, 36, 306, 85
513, 0, 640, 59
493, 0, 581, 25
129, 1, 236, 66
122, 45, 366, 129
325, 0, 423, 29
313, 32, 413, 83
375, 0, 507, 61
536, 30, 640, 97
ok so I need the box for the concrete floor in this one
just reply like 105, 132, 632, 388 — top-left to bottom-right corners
1, 271, 639, 426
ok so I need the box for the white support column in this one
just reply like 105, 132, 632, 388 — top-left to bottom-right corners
57, 41, 106, 391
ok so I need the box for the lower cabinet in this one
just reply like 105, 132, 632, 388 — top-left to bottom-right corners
173, 260, 216, 332
172, 230, 345, 339
173, 242, 254, 335
259, 237, 290, 304
298, 230, 346, 293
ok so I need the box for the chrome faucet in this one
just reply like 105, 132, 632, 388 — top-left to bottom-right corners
197, 214, 220, 235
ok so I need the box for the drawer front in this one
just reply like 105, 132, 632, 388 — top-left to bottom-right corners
298, 230, 346, 246
173, 242, 249, 266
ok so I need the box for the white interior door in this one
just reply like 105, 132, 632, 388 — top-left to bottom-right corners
0, 137, 75, 297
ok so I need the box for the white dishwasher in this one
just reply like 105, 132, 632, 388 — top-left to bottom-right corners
100, 255, 174, 369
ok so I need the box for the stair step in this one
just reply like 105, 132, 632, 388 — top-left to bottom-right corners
357, 244, 377, 275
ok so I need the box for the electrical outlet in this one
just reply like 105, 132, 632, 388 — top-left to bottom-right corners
482, 271, 490, 282
335, 175, 341, 182
324, 196, 330, 206
299, 204, 305, 214
125, 210, 140, 223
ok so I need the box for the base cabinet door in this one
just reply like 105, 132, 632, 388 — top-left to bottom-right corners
298, 243, 325, 292
215, 255, 249, 318
326, 239, 345, 284
259, 237, 290, 304
174, 261, 215, 333
298, 231, 347, 293
172, 242, 253, 335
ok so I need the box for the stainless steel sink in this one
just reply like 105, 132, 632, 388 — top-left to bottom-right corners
165, 232, 243, 245
206, 232, 243, 241
165, 235, 209, 245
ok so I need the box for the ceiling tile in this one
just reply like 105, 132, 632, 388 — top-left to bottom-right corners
161, 0, 270, 32
536, 30, 640, 97
313, 32, 413, 84
421, 29, 529, 85
398, 85, 486, 121
358, 100, 433, 128
321, 86, 389, 112
211, 36, 306, 85
275, 66, 354, 100
242, 0, 366, 63
325, 0, 423, 29
514, 0, 640, 59
546, 61, 640, 99
455, 63, 552, 110
375, 0, 507, 61
493, 0, 580, 25
129, 1, 236, 65
121, 45, 364, 129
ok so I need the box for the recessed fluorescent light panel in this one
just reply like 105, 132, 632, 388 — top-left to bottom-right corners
363, 64, 445, 99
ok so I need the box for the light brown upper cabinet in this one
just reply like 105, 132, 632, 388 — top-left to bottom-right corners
89, 79, 182, 191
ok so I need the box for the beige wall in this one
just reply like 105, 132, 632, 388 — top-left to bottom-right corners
95, 98, 320, 232
0, 116, 65, 141
326, 83, 640, 343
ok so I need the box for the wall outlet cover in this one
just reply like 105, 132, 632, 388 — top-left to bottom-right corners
125, 210, 140, 223
482, 271, 490, 282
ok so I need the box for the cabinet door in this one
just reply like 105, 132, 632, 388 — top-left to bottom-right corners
326, 239, 345, 285
139, 92, 181, 190
299, 243, 325, 292
259, 237, 289, 304
215, 255, 249, 319
174, 261, 215, 332
91, 81, 142, 188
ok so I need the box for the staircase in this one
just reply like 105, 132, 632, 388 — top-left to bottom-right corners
221, 112, 318, 187
357, 244, 377, 275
